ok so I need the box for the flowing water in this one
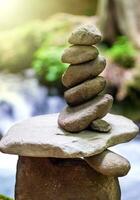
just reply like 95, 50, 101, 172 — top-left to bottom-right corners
0, 73, 139, 199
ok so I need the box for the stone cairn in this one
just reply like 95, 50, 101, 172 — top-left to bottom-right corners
58, 24, 113, 133
0, 24, 139, 200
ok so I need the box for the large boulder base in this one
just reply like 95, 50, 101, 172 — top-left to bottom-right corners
0, 113, 138, 158
85, 149, 130, 177
62, 55, 106, 88
64, 76, 106, 106
58, 94, 113, 132
61, 45, 98, 64
15, 156, 121, 200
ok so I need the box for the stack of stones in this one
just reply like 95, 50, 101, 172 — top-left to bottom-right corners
0, 24, 139, 200
58, 24, 113, 133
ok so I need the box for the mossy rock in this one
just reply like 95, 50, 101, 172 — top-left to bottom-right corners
0, 194, 13, 200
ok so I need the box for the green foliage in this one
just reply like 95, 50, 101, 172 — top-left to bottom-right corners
31, 13, 91, 86
113, 96, 140, 121
33, 45, 68, 85
0, 194, 13, 200
106, 36, 137, 68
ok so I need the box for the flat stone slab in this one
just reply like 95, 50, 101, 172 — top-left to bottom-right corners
0, 113, 138, 158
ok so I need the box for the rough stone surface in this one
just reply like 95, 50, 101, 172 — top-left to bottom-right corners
15, 157, 121, 200
85, 149, 130, 177
68, 24, 102, 45
59, 94, 113, 132
64, 76, 106, 106
0, 113, 138, 158
90, 119, 111, 133
62, 55, 106, 88
61, 45, 98, 64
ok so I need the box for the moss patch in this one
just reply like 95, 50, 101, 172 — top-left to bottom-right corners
0, 194, 13, 200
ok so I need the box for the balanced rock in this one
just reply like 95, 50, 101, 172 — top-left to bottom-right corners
0, 24, 139, 200
59, 24, 113, 133
90, 119, 111, 133
58, 94, 113, 132
64, 76, 106, 106
85, 150, 130, 177
62, 55, 106, 88
61, 45, 98, 64
68, 24, 102, 45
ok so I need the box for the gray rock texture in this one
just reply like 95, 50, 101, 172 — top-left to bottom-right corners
68, 24, 102, 45
61, 45, 98, 64
58, 94, 113, 132
62, 55, 106, 88
64, 76, 106, 106
90, 119, 111, 132
0, 113, 138, 158
85, 149, 130, 177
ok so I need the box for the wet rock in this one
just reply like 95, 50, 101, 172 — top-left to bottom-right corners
64, 76, 106, 106
61, 45, 98, 64
85, 149, 130, 177
68, 24, 102, 45
16, 156, 121, 200
0, 113, 138, 158
90, 119, 111, 133
62, 55, 106, 88
58, 94, 113, 132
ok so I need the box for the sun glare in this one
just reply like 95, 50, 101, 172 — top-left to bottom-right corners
0, 0, 19, 18
0, 0, 19, 26
0, 0, 15, 10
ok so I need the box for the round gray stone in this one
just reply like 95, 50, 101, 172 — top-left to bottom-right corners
64, 76, 106, 106
61, 45, 98, 64
90, 119, 111, 133
68, 24, 102, 45
85, 149, 130, 177
62, 55, 106, 88
58, 94, 113, 132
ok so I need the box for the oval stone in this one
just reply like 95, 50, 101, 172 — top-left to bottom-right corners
90, 119, 111, 133
61, 45, 98, 64
85, 149, 130, 177
64, 76, 106, 106
58, 94, 113, 132
68, 24, 102, 45
62, 55, 106, 88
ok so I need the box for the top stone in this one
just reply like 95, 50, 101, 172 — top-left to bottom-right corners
68, 24, 102, 45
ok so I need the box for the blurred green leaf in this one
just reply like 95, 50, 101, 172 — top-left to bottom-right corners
106, 36, 137, 68
32, 45, 68, 85
0, 194, 13, 200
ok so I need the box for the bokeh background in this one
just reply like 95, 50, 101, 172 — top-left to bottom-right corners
0, 0, 140, 199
